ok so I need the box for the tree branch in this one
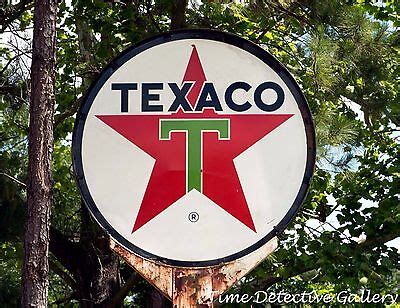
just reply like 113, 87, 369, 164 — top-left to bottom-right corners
49, 258, 77, 290
107, 273, 141, 308
49, 226, 82, 274
0, 172, 26, 187
54, 97, 83, 128
0, 0, 34, 33
49, 292, 76, 306
360, 231, 400, 249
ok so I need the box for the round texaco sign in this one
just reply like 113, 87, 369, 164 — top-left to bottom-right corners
72, 30, 315, 266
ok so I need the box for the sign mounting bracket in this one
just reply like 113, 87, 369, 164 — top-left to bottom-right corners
110, 237, 278, 307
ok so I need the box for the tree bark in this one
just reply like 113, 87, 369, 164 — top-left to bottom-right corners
21, 0, 57, 306
49, 206, 121, 307
170, 0, 187, 30
146, 289, 170, 308
75, 206, 120, 307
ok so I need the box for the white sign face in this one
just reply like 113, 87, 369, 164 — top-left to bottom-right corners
73, 30, 315, 266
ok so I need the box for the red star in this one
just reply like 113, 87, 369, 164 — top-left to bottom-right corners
97, 46, 293, 233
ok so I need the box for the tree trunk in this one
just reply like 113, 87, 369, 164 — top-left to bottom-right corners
146, 289, 170, 308
49, 222, 121, 307
75, 206, 121, 307
74, 246, 120, 307
21, 0, 57, 306
170, 0, 187, 30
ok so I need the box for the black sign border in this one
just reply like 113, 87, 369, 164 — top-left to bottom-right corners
72, 29, 316, 267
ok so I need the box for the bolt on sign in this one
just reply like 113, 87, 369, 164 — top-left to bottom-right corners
72, 30, 315, 305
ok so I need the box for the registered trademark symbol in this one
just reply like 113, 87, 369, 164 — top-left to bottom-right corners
188, 212, 199, 222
